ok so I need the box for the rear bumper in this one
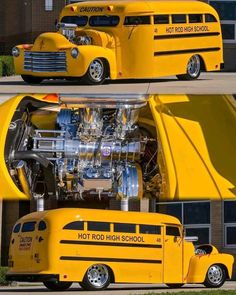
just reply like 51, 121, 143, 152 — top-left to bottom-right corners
6, 274, 59, 282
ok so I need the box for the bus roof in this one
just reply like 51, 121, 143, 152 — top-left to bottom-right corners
18, 208, 181, 227
63, 0, 217, 15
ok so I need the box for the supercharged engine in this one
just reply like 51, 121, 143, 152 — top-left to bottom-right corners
7, 95, 158, 201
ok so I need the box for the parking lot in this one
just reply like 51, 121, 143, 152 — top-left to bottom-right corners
0, 72, 236, 95
0, 282, 236, 295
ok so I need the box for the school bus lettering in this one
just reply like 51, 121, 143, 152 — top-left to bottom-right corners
79, 7, 104, 13
12, 0, 224, 85
7, 209, 234, 291
19, 237, 32, 250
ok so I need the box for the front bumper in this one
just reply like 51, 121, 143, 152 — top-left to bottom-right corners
6, 273, 59, 282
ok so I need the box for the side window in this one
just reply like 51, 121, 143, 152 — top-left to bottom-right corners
22, 221, 36, 233
38, 221, 47, 231
205, 14, 217, 23
140, 224, 161, 234
63, 221, 84, 230
13, 223, 21, 233
154, 15, 169, 24
189, 14, 203, 23
88, 221, 110, 232
114, 223, 136, 233
124, 16, 151, 25
166, 226, 181, 237
172, 14, 187, 24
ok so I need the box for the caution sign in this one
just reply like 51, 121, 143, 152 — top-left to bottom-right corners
19, 237, 32, 250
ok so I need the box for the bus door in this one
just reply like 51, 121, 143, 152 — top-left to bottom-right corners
163, 224, 183, 283
14, 221, 37, 271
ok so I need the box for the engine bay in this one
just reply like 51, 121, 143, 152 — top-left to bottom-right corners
5, 95, 160, 201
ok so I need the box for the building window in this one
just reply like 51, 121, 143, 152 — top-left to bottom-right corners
209, 0, 236, 42
156, 201, 211, 245
45, 0, 53, 11
224, 200, 236, 247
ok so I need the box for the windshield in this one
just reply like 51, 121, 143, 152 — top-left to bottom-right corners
89, 15, 120, 27
61, 15, 88, 26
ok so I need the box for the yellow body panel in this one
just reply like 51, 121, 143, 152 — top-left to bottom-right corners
0, 94, 236, 200
7, 208, 234, 285
149, 95, 236, 200
13, 0, 223, 81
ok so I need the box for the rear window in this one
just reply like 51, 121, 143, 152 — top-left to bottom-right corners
114, 223, 136, 233
38, 221, 47, 231
22, 221, 37, 232
189, 14, 203, 23
124, 16, 151, 25
140, 224, 161, 234
172, 14, 187, 24
89, 15, 120, 27
154, 15, 169, 24
13, 223, 21, 233
60, 15, 88, 26
205, 14, 217, 23
63, 221, 84, 230
88, 221, 110, 232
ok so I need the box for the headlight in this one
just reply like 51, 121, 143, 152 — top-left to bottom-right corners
12, 47, 20, 57
71, 47, 79, 59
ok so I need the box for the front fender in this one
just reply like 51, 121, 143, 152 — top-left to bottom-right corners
78, 45, 117, 79
186, 253, 234, 283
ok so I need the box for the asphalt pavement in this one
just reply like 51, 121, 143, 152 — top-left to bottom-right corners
0, 72, 236, 94
0, 282, 236, 295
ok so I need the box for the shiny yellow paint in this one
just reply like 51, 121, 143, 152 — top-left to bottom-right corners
149, 95, 236, 200
13, 0, 223, 80
0, 94, 236, 200
7, 208, 234, 285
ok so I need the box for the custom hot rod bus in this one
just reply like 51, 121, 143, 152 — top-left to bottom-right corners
6, 208, 234, 291
0, 93, 236, 202
12, 0, 223, 85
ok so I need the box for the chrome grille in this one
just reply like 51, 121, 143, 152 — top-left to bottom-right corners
24, 51, 67, 72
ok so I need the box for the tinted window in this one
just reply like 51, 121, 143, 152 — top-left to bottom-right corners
172, 14, 186, 24
88, 221, 110, 232
205, 14, 217, 22
226, 227, 236, 245
13, 223, 21, 233
22, 221, 36, 232
221, 24, 235, 40
184, 202, 210, 224
185, 227, 210, 245
154, 15, 169, 24
60, 16, 88, 26
114, 223, 136, 233
224, 201, 236, 223
166, 226, 181, 236
38, 221, 47, 231
189, 14, 203, 23
89, 15, 120, 27
210, 1, 236, 21
63, 221, 84, 230
140, 225, 161, 234
124, 16, 151, 25
157, 203, 182, 223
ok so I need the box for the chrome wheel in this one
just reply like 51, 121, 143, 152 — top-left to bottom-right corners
187, 55, 201, 78
88, 59, 105, 83
207, 265, 223, 285
204, 264, 226, 288
87, 264, 109, 288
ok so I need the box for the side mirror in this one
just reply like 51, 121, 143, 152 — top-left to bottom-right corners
184, 236, 198, 242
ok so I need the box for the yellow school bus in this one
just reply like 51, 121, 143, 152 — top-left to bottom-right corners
6, 208, 234, 291
12, 0, 223, 85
